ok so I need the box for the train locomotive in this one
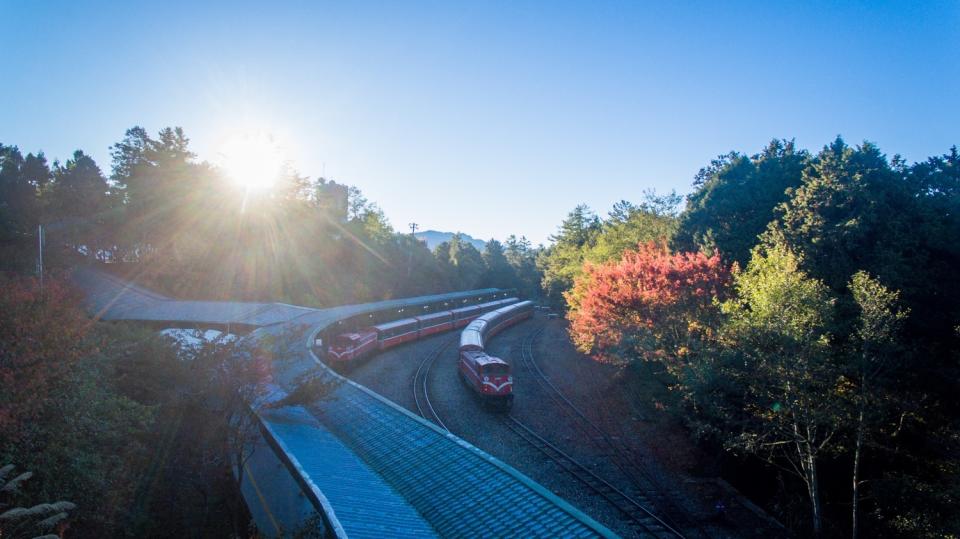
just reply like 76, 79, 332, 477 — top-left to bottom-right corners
324, 296, 519, 367
458, 300, 534, 409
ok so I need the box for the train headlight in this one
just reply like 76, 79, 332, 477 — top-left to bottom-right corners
507, 376, 513, 383
483, 376, 489, 382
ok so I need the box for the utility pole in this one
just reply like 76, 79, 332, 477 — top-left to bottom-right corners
407, 223, 419, 277
37, 224, 44, 297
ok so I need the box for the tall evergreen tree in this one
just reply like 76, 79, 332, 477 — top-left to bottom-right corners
674, 139, 808, 266
538, 204, 601, 307
48, 151, 112, 259
480, 239, 516, 289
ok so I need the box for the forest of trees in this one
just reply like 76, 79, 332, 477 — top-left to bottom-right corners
0, 126, 542, 305
552, 138, 959, 537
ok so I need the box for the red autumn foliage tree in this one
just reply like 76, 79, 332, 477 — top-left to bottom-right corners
566, 242, 731, 371
0, 274, 93, 440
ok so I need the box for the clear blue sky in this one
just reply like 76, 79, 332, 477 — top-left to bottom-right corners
3, 1, 958, 245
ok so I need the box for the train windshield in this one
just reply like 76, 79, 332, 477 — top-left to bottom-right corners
483, 364, 510, 376
333, 334, 357, 348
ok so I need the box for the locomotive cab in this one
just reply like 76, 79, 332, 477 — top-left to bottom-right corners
330, 333, 360, 351
327, 330, 377, 364
459, 349, 514, 410
481, 363, 512, 391
480, 361, 514, 410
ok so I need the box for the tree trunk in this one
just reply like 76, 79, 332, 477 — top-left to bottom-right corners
798, 437, 823, 536
794, 420, 824, 536
808, 451, 823, 536
852, 404, 865, 539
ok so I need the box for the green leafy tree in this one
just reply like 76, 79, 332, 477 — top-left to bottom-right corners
538, 204, 601, 307
585, 191, 680, 265
847, 271, 908, 539
718, 241, 840, 536
480, 239, 516, 289
768, 137, 912, 293
766, 143, 960, 536
0, 146, 49, 271
444, 233, 486, 289
47, 150, 112, 260
674, 139, 808, 266
504, 235, 541, 298
315, 179, 348, 223
109, 126, 217, 262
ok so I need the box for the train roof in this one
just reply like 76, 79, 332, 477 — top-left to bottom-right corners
459, 327, 485, 351
374, 317, 419, 331
76, 267, 509, 330
461, 350, 509, 368
415, 311, 453, 322
460, 300, 534, 351
335, 331, 370, 340
463, 317, 488, 333
475, 300, 534, 324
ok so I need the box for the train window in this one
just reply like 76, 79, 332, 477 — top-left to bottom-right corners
484, 364, 510, 376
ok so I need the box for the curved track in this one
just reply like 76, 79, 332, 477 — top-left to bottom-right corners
505, 415, 681, 538
513, 325, 693, 538
412, 336, 456, 432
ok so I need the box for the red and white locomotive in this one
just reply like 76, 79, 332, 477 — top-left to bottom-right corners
324, 296, 519, 367
458, 300, 534, 409
326, 330, 378, 362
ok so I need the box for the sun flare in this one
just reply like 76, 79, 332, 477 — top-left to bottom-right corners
217, 131, 285, 193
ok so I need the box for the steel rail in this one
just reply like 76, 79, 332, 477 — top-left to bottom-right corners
505, 415, 683, 538
412, 337, 455, 432
517, 325, 693, 538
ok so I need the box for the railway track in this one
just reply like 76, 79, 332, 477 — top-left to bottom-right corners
505, 415, 682, 538
412, 337, 455, 432
515, 324, 700, 538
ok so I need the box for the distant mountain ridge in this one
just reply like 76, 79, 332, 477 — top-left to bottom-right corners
415, 230, 486, 251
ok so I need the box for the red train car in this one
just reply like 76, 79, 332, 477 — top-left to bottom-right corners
451, 305, 483, 328
484, 297, 520, 312
375, 318, 419, 350
320, 291, 520, 368
326, 330, 378, 364
416, 311, 454, 338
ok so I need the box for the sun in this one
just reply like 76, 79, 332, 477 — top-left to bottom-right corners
216, 131, 285, 193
